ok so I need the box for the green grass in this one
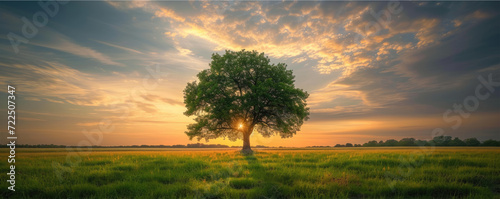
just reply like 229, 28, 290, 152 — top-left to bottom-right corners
1, 147, 499, 198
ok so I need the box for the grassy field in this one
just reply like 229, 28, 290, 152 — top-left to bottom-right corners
1, 147, 499, 198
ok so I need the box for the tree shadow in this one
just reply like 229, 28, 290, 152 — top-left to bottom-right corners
242, 153, 291, 199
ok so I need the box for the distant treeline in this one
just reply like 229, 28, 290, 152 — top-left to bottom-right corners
2, 143, 272, 148
331, 136, 500, 147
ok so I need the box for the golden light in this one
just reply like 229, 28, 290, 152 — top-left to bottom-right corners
238, 123, 244, 129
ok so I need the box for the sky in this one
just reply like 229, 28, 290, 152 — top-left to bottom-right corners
0, 1, 499, 147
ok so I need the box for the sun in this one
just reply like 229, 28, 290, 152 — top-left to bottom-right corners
238, 123, 244, 129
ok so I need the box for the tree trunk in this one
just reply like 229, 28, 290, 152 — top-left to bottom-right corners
241, 127, 253, 154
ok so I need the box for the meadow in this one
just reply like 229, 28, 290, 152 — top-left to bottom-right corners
1, 147, 499, 198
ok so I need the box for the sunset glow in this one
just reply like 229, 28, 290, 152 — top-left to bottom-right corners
0, 1, 498, 147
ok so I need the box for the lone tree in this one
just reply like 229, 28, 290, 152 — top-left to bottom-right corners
183, 50, 310, 153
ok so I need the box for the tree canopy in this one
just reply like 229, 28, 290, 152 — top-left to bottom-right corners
183, 50, 310, 152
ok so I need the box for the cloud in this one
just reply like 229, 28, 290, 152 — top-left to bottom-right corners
1, 1, 498, 145
141, 94, 183, 106
112, 1, 495, 79
94, 40, 144, 55
0, 61, 117, 106
105, 1, 500, 141
0, 9, 123, 67
308, 11, 500, 122
30, 31, 124, 66
391, 14, 500, 91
